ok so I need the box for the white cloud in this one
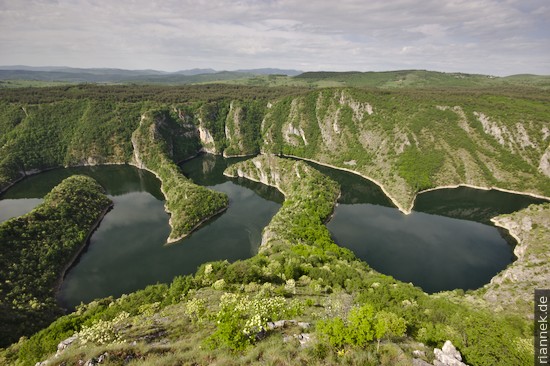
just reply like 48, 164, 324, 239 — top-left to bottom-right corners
0, 0, 548, 75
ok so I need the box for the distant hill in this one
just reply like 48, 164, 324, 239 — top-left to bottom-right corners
293, 70, 550, 89
0, 66, 302, 85
236, 68, 302, 76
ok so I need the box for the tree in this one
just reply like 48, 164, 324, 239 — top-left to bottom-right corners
374, 310, 407, 352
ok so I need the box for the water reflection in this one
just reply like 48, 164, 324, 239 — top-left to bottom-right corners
327, 204, 514, 292
301, 159, 544, 293
0, 161, 282, 309
415, 187, 546, 224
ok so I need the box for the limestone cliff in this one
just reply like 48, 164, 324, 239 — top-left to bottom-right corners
261, 89, 550, 213
224, 155, 340, 251
479, 203, 550, 315
131, 110, 228, 243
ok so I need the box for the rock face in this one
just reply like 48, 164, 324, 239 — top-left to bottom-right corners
483, 203, 550, 316
433, 341, 468, 366
56, 335, 78, 356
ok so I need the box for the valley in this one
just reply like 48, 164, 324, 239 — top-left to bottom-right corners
0, 77, 549, 365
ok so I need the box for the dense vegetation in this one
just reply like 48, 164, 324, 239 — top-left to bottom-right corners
1, 156, 538, 366
131, 109, 228, 242
1, 85, 548, 211
0, 175, 112, 348
0, 99, 142, 189
0, 84, 307, 104
261, 87, 550, 211
224, 155, 341, 252
0, 79, 549, 365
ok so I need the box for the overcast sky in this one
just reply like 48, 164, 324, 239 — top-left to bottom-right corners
0, 0, 548, 75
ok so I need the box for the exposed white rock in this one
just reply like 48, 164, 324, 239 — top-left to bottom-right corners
442, 341, 462, 361
543, 126, 550, 141
539, 146, 550, 177
56, 334, 78, 356
198, 124, 215, 146
473, 111, 508, 146
453, 106, 470, 132
339, 90, 373, 121
225, 122, 232, 141
434, 340, 468, 366
285, 123, 308, 146
333, 119, 340, 133
299, 127, 308, 145
344, 160, 357, 166
515, 123, 536, 148
413, 349, 426, 358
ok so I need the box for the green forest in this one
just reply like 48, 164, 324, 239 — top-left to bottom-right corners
1, 156, 541, 365
0, 175, 112, 347
0, 81, 549, 365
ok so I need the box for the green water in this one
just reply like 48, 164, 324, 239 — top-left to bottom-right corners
310, 161, 546, 293
0, 160, 282, 308
1, 156, 545, 302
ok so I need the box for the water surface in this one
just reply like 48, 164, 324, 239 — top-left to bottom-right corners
2, 157, 544, 301
1, 161, 282, 308
306, 161, 544, 292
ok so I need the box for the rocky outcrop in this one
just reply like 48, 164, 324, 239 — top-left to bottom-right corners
412, 341, 469, 366
261, 90, 550, 214
434, 341, 468, 366
198, 122, 217, 154
224, 155, 339, 250
131, 111, 228, 243
479, 203, 550, 316
539, 146, 550, 177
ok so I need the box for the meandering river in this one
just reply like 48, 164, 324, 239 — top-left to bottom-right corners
0, 155, 545, 306
0, 159, 282, 308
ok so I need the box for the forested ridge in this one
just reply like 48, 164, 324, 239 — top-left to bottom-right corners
1, 84, 548, 209
131, 110, 228, 242
0, 175, 112, 347
1, 157, 542, 366
0, 83, 549, 365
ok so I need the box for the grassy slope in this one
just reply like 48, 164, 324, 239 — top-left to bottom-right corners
261, 88, 550, 212
131, 109, 228, 242
3, 157, 535, 366
209, 70, 550, 90
0, 175, 112, 347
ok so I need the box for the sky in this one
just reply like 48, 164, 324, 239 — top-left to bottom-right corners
0, 0, 549, 76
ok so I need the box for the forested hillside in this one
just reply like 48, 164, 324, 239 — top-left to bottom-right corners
0, 84, 549, 365
1, 85, 548, 212
0, 175, 112, 347
2, 156, 540, 366
261, 88, 550, 211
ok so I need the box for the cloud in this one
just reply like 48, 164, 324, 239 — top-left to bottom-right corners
0, 0, 548, 75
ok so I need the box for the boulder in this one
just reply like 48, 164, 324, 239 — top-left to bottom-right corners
434, 340, 468, 366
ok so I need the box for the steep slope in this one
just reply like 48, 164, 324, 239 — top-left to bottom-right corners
224, 155, 340, 251
6, 157, 534, 366
480, 203, 550, 315
261, 88, 550, 212
131, 109, 228, 242
0, 175, 112, 347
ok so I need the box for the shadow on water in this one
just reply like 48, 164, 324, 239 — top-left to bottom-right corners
301, 159, 545, 293
1, 158, 282, 309
0, 165, 164, 200
3, 155, 546, 301
414, 187, 546, 224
